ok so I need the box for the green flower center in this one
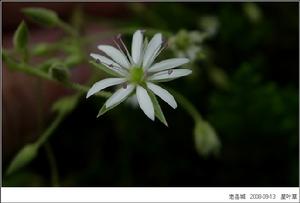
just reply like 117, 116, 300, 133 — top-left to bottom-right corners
129, 66, 144, 84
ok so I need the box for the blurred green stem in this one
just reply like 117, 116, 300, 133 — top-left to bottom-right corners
36, 113, 65, 147
169, 89, 203, 122
44, 143, 59, 186
57, 20, 78, 37
35, 79, 43, 131
36, 78, 60, 186
2, 50, 111, 98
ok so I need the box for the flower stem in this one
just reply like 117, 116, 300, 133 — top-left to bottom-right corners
35, 78, 44, 133
3, 50, 110, 98
168, 89, 203, 122
36, 113, 65, 147
57, 20, 78, 37
44, 143, 59, 186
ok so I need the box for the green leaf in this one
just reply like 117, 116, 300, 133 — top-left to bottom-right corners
52, 95, 80, 114
70, 6, 85, 32
97, 94, 127, 117
97, 103, 114, 117
6, 144, 38, 175
194, 120, 221, 157
97, 90, 134, 117
49, 63, 70, 82
32, 43, 56, 56
22, 8, 60, 27
3, 171, 44, 187
89, 60, 123, 77
65, 55, 82, 67
147, 89, 168, 126
13, 21, 28, 53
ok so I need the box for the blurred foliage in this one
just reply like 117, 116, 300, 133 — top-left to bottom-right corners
22, 7, 60, 27
6, 144, 39, 176
194, 120, 221, 157
3, 2, 299, 186
13, 21, 28, 60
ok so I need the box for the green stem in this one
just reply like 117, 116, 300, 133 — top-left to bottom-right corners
22, 64, 51, 80
22, 48, 29, 64
36, 113, 65, 147
35, 78, 44, 133
44, 143, 59, 186
168, 89, 203, 122
57, 20, 78, 37
3, 51, 110, 98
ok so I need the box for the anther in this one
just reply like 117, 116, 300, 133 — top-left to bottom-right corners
116, 33, 122, 40
116, 33, 133, 63
162, 38, 168, 49
122, 82, 128, 89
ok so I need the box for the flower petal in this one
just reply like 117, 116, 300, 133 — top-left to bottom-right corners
90, 53, 128, 76
147, 82, 177, 109
98, 45, 130, 69
142, 33, 162, 69
131, 30, 144, 65
148, 69, 192, 82
86, 78, 126, 98
148, 58, 190, 73
136, 86, 155, 121
105, 84, 134, 108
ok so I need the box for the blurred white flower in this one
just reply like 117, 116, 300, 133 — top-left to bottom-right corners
199, 16, 219, 37
169, 30, 206, 61
87, 30, 191, 122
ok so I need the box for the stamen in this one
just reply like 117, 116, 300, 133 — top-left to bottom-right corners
113, 39, 124, 54
122, 82, 128, 89
168, 69, 173, 75
162, 38, 168, 49
162, 37, 167, 46
116, 33, 122, 39
152, 40, 168, 61
117, 34, 133, 64
138, 38, 148, 66
145, 41, 166, 69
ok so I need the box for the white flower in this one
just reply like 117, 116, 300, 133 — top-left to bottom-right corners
169, 30, 206, 61
87, 30, 191, 124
